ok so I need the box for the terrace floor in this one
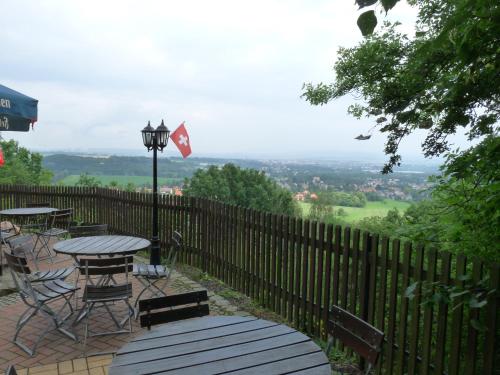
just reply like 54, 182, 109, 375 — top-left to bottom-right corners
0, 249, 251, 374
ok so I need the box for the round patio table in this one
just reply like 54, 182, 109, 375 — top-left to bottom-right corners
0, 207, 58, 216
108, 315, 331, 375
53, 235, 151, 257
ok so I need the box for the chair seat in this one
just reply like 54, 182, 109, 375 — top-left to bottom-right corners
83, 283, 133, 302
30, 267, 75, 282
31, 279, 78, 302
39, 228, 68, 237
133, 263, 169, 278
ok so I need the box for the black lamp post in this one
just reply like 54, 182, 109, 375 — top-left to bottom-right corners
141, 120, 170, 265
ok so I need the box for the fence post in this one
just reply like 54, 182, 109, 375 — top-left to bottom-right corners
359, 232, 372, 370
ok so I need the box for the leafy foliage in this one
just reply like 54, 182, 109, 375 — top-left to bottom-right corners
355, 139, 500, 263
405, 275, 495, 331
183, 164, 300, 216
76, 173, 101, 187
303, 0, 500, 173
0, 139, 52, 185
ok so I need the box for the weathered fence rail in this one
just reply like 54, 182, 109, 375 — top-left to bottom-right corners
1, 185, 498, 374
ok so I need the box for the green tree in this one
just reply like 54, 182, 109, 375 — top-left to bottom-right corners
184, 164, 300, 216
308, 193, 335, 222
303, 0, 499, 173
0, 139, 52, 185
124, 182, 136, 192
302, 0, 499, 261
76, 173, 101, 187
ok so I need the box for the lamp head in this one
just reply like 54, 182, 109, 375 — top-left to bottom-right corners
141, 121, 155, 150
156, 119, 170, 151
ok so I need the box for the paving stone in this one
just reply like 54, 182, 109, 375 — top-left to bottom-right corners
26, 362, 58, 374
57, 360, 73, 374
72, 358, 87, 372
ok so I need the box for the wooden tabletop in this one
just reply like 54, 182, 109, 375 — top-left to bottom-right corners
0, 207, 58, 216
53, 235, 151, 256
109, 315, 331, 375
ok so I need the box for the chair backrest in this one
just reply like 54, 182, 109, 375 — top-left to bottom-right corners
48, 208, 73, 229
79, 255, 133, 277
26, 202, 50, 208
5, 234, 33, 255
3, 251, 36, 301
69, 224, 108, 238
139, 290, 209, 330
327, 306, 384, 370
164, 231, 182, 269
3, 250, 31, 276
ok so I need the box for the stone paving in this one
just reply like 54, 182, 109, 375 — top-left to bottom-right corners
0, 249, 249, 374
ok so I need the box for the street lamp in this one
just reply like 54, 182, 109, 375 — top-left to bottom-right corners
141, 120, 170, 265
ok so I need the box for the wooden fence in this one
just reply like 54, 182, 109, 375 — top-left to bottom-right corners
1, 185, 498, 374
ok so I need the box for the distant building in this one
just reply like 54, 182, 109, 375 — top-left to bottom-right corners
294, 193, 305, 201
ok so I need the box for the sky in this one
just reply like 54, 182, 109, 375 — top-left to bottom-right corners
0, 0, 467, 163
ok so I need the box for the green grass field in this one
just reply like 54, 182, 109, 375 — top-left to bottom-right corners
299, 199, 411, 223
58, 175, 184, 187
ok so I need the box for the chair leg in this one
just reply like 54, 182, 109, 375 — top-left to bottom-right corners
133, 276, 168, 319
14, 299, 77, 356
35, 235, 54, 263
82, 303, 91, 351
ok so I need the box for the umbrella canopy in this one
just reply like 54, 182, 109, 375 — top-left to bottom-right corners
0, 84, 38, 132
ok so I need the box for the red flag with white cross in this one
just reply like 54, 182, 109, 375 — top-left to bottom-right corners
171, 122, 192, 158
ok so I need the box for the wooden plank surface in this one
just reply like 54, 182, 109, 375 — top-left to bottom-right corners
53, 235, 151, 255
0, 207, 57, 216
109, 316, 330, 375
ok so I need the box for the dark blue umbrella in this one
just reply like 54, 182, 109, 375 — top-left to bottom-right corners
0, 84, 38, 132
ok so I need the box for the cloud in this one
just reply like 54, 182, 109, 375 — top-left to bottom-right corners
1, 0, 466, 163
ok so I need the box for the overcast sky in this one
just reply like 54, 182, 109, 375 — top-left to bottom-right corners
1, 0, 467, 162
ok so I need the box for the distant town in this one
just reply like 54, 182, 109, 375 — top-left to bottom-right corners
42, 153, 438, 202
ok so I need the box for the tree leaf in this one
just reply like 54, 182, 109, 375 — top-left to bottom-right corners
356, 0, 378, 9
470, 319, 487, 332
405, 281, 419, 299
450, 290, 469, 299
357, 10, 378, 36
469, 298, 487, 309
381, 0, 399, 13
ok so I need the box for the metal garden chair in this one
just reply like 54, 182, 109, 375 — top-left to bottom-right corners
5, 235, 75, 280
133, 231, 181, 315
1, 229, 17, 275
68, 224, 108, 238
77, 255, 134, 348
21, 202, 51, 233
33, 208, 73, 262
67, 224, 109, 308
326, 305, 384, 374
3, 250, 79, 356
138, 290, 209, 330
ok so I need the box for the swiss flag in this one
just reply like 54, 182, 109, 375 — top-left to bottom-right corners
171, 122, 192, 158
0, 147, 4, 167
